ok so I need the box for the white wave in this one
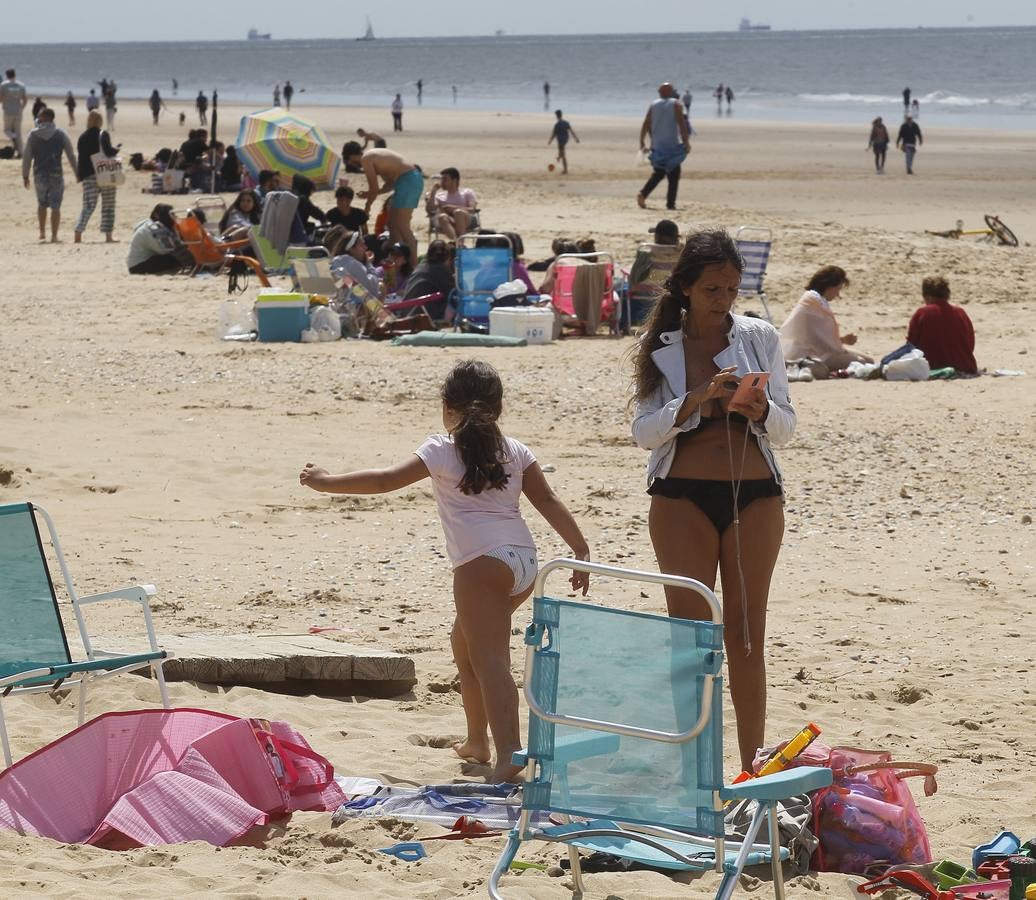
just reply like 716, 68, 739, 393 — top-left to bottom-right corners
798, 93, 899, 104
799, 90, 1036, 110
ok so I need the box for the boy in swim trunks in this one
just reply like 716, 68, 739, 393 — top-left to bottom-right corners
342, 141, 421, 264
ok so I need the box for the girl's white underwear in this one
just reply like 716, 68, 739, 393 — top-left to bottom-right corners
482, 545, 538, 596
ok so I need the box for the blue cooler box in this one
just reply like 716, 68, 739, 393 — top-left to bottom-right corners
255, 292, 309, 342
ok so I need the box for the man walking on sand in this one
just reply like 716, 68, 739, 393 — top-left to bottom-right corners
637, 82, 691, 210
342, 140, 421, 263
2, 68, 28, 157
896, 114, 923, 175
22, 107, 77, 243
548, 109, 580, 174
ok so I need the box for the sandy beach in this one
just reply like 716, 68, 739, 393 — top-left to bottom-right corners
1, 99, 1034, 899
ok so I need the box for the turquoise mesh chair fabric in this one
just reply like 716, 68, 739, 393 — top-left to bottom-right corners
0, 503, 71, 680
524, 596, 725, 836
456, 246, 512, 323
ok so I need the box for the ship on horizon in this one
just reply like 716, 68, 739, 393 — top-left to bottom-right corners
739, 18, 771, 31
247, 28, 271, 40
356, 17, 375, 41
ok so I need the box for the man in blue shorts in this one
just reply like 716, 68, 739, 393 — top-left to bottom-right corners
21, 107, 76, 242
342, 140, 421, 262
548, 109, 580, 174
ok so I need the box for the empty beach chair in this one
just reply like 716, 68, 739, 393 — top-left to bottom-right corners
454, 233, 514, 331
0, 502, 170, 768
734, 225, 774, 323
488, 558, 832, 900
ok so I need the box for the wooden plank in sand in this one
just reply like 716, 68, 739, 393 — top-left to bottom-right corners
140, 633, 416, 698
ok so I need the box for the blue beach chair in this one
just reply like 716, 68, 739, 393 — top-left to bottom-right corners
0, 502, 170, 767
488, 559, 831, 900
454, 232, 514, 330
735, 225, 774, 323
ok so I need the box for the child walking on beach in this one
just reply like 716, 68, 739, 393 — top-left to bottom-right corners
300, 360, 590, 781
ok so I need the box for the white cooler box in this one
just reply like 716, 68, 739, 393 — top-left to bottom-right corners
489, 307, 555, 344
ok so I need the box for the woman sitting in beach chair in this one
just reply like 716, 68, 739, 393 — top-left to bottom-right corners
219, 189, 261, 241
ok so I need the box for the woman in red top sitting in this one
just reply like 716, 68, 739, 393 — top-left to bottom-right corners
907, 276, 977, 374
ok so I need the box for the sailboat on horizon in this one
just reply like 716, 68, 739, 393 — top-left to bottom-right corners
356, 17, 375, 41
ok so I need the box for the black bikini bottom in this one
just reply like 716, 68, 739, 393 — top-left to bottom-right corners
648, 477, 782, 534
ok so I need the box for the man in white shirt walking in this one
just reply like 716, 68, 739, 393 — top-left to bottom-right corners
1, 68, 28, 158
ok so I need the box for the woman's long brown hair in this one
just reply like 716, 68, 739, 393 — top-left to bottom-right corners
631, 230, 744, 400
442, 360, 510, 495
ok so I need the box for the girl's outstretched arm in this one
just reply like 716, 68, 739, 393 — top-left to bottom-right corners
521, 462, 590, 595
300, 456, 429, 495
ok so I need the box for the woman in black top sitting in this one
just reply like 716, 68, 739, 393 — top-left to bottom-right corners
74, 109, 120, 244
220, 146, 243, 192
402, 239, 455, 319
291, 174, 326, 238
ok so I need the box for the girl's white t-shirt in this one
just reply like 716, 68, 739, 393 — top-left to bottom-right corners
415, 433, 537, 568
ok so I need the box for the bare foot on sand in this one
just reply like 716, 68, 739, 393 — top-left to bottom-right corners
491, 762, 525, 784
453, 738, 491, 763
636, 193, 646, 209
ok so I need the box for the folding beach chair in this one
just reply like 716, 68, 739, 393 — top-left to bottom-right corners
174, 214, 251, 276
627, 242, 682, 329
289, 247, 337, 296
552, 252, 620, 335
454, 233, 513, 331
0, 502, 170, 768
488, 559, 832, 900
191, 194, 227, 238
225, 191, 308, 289
734, 226, 774, 323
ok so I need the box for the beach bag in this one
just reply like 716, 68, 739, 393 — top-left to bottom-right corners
92, 151, 125, 187
765, 741, 937, 875
884, 348, 930, 381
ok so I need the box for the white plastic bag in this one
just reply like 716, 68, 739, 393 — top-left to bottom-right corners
884, 349, 930, 381
310, 304, 342, 341
215, 300, 256, 340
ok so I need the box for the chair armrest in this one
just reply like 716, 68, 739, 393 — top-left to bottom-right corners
511, 732, 621, 769
719, 766, 832, 802
77, 584, 157, 607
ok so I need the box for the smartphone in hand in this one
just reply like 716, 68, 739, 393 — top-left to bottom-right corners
730, 372, 769, 406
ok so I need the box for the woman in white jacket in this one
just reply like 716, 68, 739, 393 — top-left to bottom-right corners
630, 229, 795, 770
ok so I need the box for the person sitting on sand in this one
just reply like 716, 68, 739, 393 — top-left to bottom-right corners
779, 266, 874, 375
218, 189, 261, 239
907, 276, 977, 374
300, 359, 590, 782
126, 203, 183, 274
429, 167, 478, 241
355, 127, 386, 149
341, 140, 421, 264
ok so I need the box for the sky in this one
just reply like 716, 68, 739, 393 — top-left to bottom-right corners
2, 0, 1034, 43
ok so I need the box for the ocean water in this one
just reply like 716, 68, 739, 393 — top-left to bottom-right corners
2, 27, 1035, 131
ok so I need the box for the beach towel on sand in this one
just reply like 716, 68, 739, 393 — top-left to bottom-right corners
0, 708, 344, 848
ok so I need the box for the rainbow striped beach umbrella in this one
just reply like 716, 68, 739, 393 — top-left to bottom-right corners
236, 108, 340, 190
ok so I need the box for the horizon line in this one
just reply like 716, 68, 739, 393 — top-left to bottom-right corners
2, 23, 1035, 46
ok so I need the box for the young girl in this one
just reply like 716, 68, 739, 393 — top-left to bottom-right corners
300, 360, 590, 782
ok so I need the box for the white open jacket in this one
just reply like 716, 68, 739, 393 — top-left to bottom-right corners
631, 315, 796, 488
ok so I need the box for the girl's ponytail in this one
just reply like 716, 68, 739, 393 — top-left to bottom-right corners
442, 360, 509, 495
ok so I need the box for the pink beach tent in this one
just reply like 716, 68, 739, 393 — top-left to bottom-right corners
0, 708, 345, 848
